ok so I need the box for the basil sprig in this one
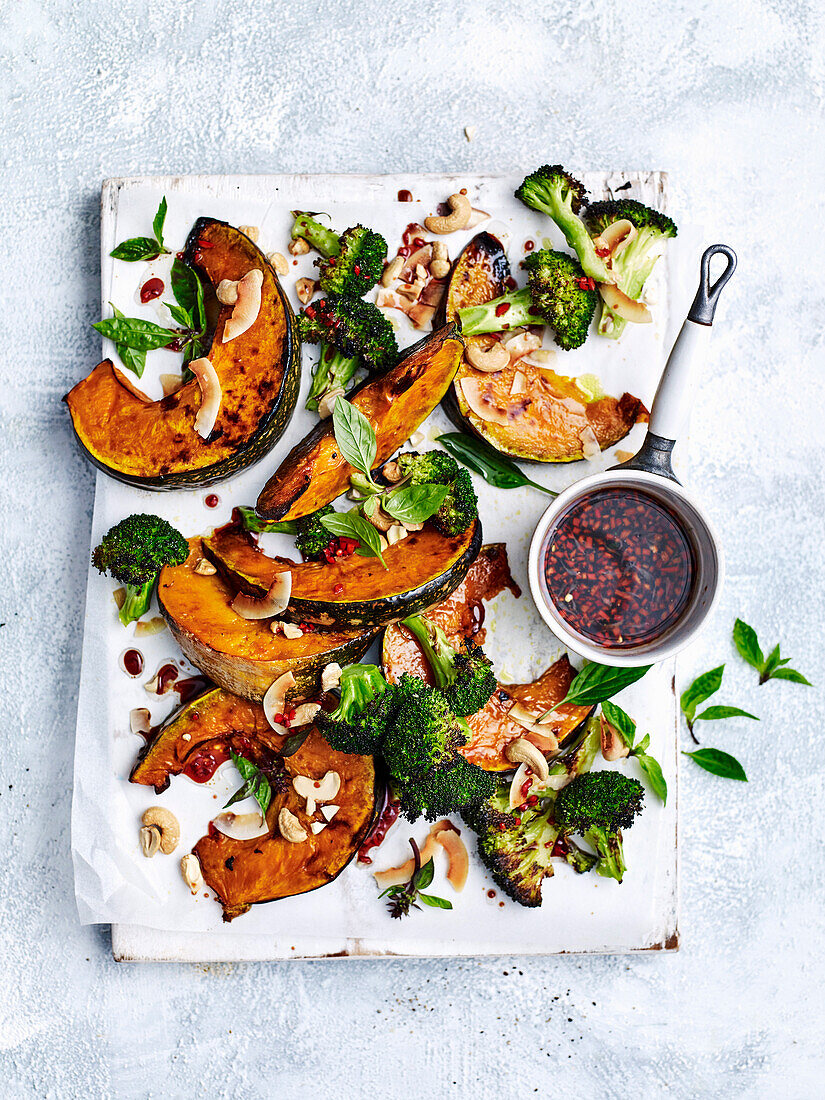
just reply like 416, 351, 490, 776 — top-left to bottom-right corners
733, 618, 811, 686
680, 664, 758, 742
682, 748, 748, 782
93, 309, 178, 353
377, 839, 452, 918
321, 511, 387, 568
558, 662, 651, 709
224, 751, 273, 815
437, 432, 555, 495
383, 483, 449, 525
110, 197, 170, 261
600, 700, 667, 804
332, 397, 377, 482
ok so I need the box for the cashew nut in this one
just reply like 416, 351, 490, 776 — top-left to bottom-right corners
424, 193, 473, 234
321, 663, 342, 692
363, 495, 395, 532
381, 460, 402, 482
238, 224, 260, 243
180, 853, 203, 895
267, 251, 289, 275
386, 524, 408, 546
281, 622, 303, 639
430, 240, 451, 278
141, 806, 180, 854
295, 277, 316, 305
293, 771, 341, 805
465, 340, 510, 373
288, 236, 310, 256
278, 807, 309, 843
139, 825, 161, 858
216, 280, 239, 306
504, 737, 550, 783
600, 713, 631, 762
381, 255, 404, 287
318, 386, 344, 419
193, 558, 217, 576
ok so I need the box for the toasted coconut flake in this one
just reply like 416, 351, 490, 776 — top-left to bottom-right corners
598, 282, 652, 324
408, 301, 437, 329
129, 708, 151, 736
213, 810, 269, 840
189, 357, 222, 439
263, 670, 297, 733
222, 268, 264, 342
113, 587, 126, 610
509, 762, 533, 810
134, 616, 167, 638
510, 370, 527, 396
159, 372, 182, 396
466, 207, 491, 229
580, 424, 601, 461
600, 218, 637, 257
373, 834, 440, 889
600, 713, 631, 761
459, 377, 511, 426
434, 827, 469, 891
400, 245, 433, 282
291, 702, 322, 728
231, 572, 292, 620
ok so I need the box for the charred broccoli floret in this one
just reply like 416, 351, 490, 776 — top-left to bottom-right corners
397, 754, 498, 823
294, 505, 336, 560
382, 676, 469, 784
431, 467, 479, 536
291, 214, 388, 297
92, 513, 188, 627
583, 199, 678, 339
457, 249, 597, 351
554, 771, 645, 883
514, 165, 612, 283
317, 663, 396, 756
394, 450, 459, 486
401, 613, 496, 717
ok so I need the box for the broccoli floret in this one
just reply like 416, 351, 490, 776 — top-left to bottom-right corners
382, 676, 469, 784
583, 199, 678, 340
294, 505, 336, 560
554, 771, 645, 883
317, 663, 396, 756
291, 214, 387, 296
514, 165, 612, 283
92, 513, 188, 628
464, 785, 559, 907
398, 755, 498, 823
305, 346, 361, 412
457, 249, 597, 351
431, 467, 479, 536
395, 451, 459, 486
401, 613, 496, 717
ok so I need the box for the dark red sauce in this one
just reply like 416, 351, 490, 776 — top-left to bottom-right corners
397, 189, 413, 202
358, 794, 400, 864
524, 239, 535, 252
139, 277, 164, 303
487, 889, 497, 899
543, 488, 695, 649
120, 648, 144, 676
176, 675, 209, 703
184, 744, 231, 784
204, 494, 220, 508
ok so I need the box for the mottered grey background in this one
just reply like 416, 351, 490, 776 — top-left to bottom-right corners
1, 0, 822, 1096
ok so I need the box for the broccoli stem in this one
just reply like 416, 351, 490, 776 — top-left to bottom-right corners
587, 826, 627, 883
306, 345, 359, 411
332, 664, 388, 721
119, 580, 154, 627
598, 230, 661, 339
457, 288, 538, 336
561, 838, 600, 874
401, 614, 457, 690
291, 214, 340, 258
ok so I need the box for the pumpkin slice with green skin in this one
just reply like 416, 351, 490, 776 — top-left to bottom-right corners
256, 321, 464, 520
64, 219, 300, 488
130, 687, 378, 921
200, 518, 482, 629
157, 539, 377, 702
382, 544, 593, 771
440, 232, 648, 463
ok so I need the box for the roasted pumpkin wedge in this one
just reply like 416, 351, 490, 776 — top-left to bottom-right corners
65, 219, 300, 488
157, 539, 377, 701
441, 232, 648, 463
382, 544, 593, 771
199, 518, 482, 629
256, 321, 464, 519
130, 687, 377, 921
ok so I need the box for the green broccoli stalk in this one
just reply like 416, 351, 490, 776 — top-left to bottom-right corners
298, 295, 398, 411
457, 250, 597, 351
92, 513, 188, 627
316, 663, 396, 756
554, 771, 645, 884
583, 199, 678, 339
290, 214, 388, 297
514, 165, 612, 283
401, 613, 496, 717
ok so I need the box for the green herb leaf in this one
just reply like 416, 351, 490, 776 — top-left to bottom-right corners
437, 432, 555, 494
225, 751, 272, 816
635, 752, 667, 804
281, 730, 310, 757
694, 705, 759, 723
166, 301, 194, 330
332, 398, 377, 479
733, 619, 764, 672
682, 747, 748, 782
170, 258, 204, 327
633, 733, 651, 753
762, 643, 782, 678
412, 857, 435, 892
152, 196, 168, 250
93, 311, 177, 352
321, 511, 387, 568
557, 662, 652, 709
383, 483, 450, 525
600, 700, 636, 749
680, 665, 724, 724
237, 506, 298, 535
114, 343, 147, 378
417, 893, 453, 910
769, 668, 812, 685
110, 237, 163, 262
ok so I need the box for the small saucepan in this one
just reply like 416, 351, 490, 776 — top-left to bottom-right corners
528, 244, 737, 667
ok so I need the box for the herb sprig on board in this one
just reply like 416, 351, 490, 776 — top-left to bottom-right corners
224, 751, 288, 815
600, 700, 667, 804
679, 664, 758, 744
110, 196, 170, 262
377, 839, 452, 919
733, 619, 811, 686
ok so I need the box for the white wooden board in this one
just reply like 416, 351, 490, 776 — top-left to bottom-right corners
68, 173, 693, 961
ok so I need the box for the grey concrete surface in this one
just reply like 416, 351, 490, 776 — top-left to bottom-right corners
1, 1, 823, 1096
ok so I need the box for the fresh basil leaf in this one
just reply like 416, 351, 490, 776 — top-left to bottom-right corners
635, 752, 667, 804
251, 774, 272, 816
321, 512, 386, 568
437, 432, 555, 495
733, 619, 764, 672
559, 662, 652, 708
412, 857, 435, 891
682, 748, 748, 782
694, 705, 759, 722
281, 730, 310, 757
93, 312, 177, 352
230, 751, 258, 782
770, 668, 812, 685
166, 301, 194, 329
332, 398, 377, 479
680, 665, 724, 724
417, 893, 453, 910
762, 643, 782, 678
152, 196, 168, 250
384, 483, 450, 525
224, 778, 255, 808
237, 506, 298, 535
633, 733, 651, 753
114, 343, 147, 378
600, 700, 636, 748
170, 258, 200, 319
110, 236, 162, 262
194, 269, 206, 332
